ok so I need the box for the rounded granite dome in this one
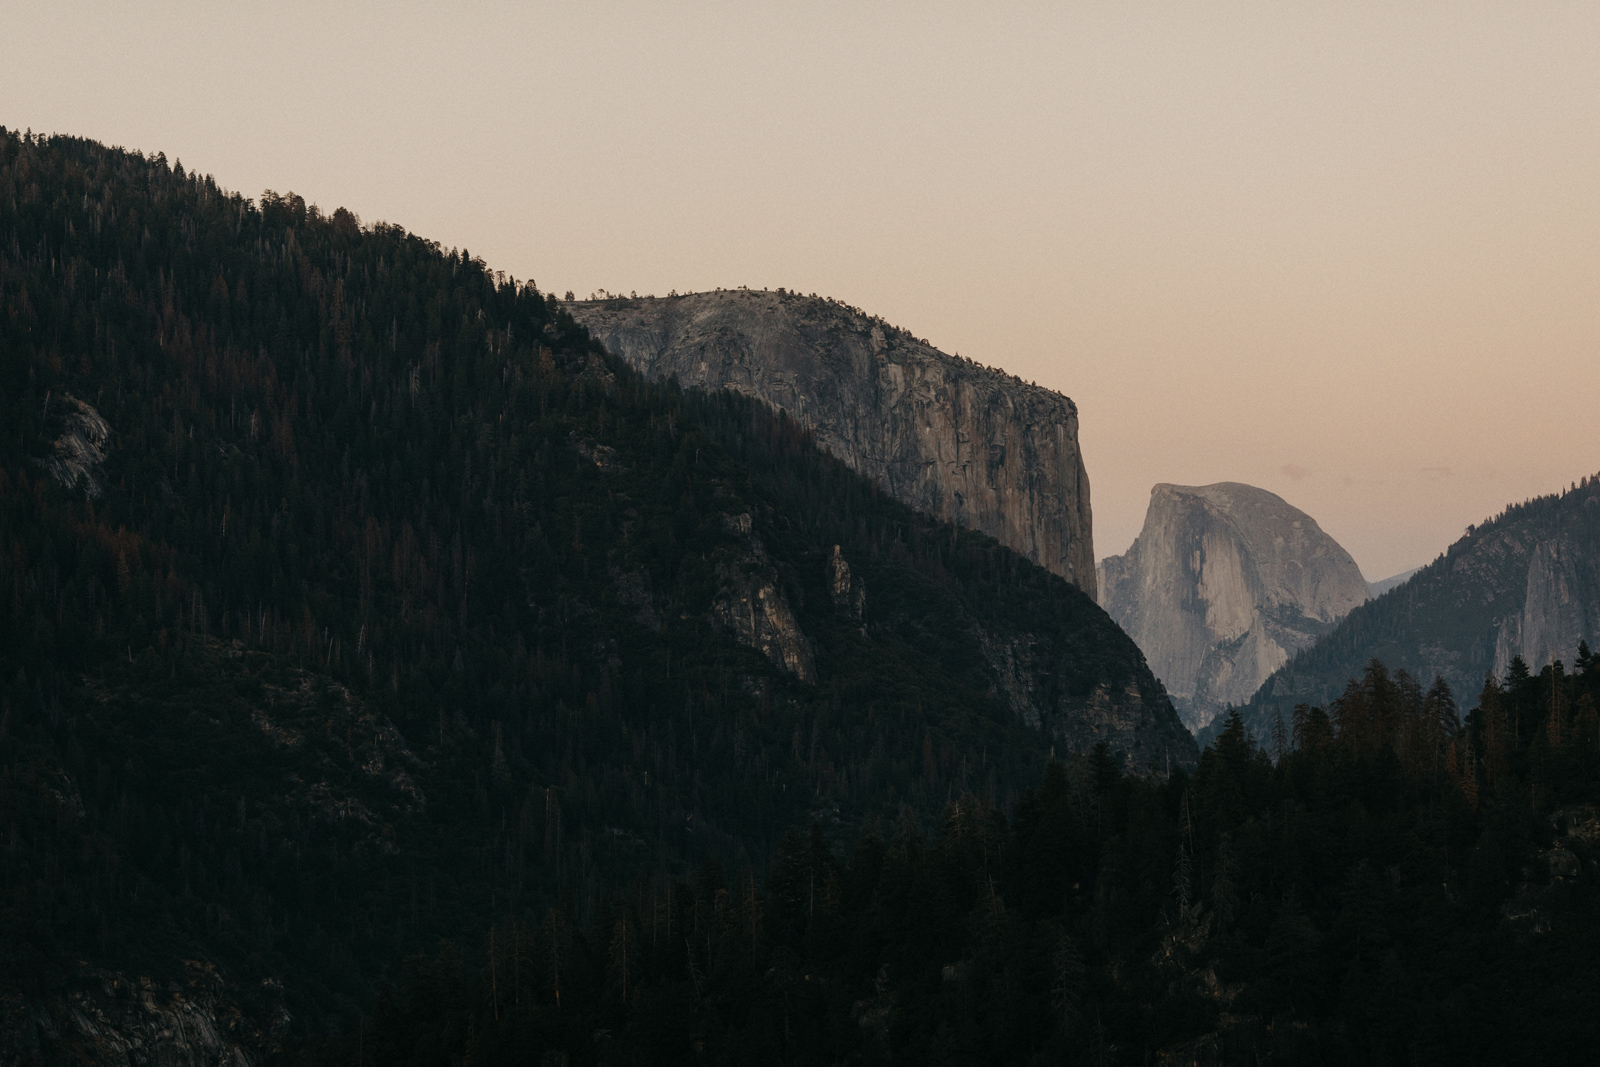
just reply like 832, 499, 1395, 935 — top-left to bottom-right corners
1099, 481, 1369, 732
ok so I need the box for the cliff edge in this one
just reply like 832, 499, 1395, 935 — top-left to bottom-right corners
567, 290, 1097, 596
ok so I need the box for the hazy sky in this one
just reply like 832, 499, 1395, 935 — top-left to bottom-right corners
7, 2, 1598, 578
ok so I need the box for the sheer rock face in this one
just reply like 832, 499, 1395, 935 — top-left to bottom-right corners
1098, 483, 1369, 732
567, 291, 1097, 596
828, 545, 866, 623
1493, 539, 1600, 679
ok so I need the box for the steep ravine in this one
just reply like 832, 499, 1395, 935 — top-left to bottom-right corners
567, 290, 1098, 596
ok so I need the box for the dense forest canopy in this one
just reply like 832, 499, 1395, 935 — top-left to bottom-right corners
306, 654, 1600, 1066
0, 128, 1168, 1053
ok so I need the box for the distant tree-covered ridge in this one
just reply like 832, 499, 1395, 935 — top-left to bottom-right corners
1231, 475, 1600, 746
301, 652, 1600, 1066
0, 127, 1185, 1055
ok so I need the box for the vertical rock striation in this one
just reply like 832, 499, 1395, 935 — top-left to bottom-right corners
566, 290, 1097, 596
827, 545, 867, 623
1098, 483, 1370, 733
1494, 539, 1600, 678
34, 391, 111, 497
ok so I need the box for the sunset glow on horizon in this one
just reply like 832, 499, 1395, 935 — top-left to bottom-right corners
7, 1, 1597, 578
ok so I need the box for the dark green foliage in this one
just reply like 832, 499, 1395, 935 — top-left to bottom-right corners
308, 656, 1600, 1065
1235, 475, 1600, 745
0, 129, 1163, 1042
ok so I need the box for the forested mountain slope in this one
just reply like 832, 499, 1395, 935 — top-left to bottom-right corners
0, 129, 1190, 1060
1233, 476, 1600, 744
309, 656, 1600, 1066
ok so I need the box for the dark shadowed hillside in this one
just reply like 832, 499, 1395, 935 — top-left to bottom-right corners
306, 655, 1600, 1067
0, 129, 1189, 1060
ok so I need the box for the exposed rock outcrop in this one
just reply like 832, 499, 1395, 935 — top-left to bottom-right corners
1, 961, 289, 1066
1493, 539, 1600, 678
1239, 474, 1600, 745
34, 391, 111, 496
974, 624, 1194, 771
828, 545, 866, 622
567, 290, 1097, 595
713, 512, 816, 682
1500, 804, 1600, 935
1098, 483, 1370, 733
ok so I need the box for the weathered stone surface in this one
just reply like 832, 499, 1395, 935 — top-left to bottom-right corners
1493, 539, 1600, 678
713, 512, 816, 682
827, 545, 866, 623
567, 290, 1097, 595
34, 391, 111, 497
1098, 483, 1369, 733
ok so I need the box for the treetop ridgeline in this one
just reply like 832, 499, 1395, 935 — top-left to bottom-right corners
306, 654, 1600, 1065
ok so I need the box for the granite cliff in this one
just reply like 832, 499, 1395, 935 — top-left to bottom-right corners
1098, 482, 1370, 733
1238, 474, 1600, 743
682, 388, 1196, 771
567, 290, 1097, 596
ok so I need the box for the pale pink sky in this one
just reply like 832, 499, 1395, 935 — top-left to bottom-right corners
7, 2, 1598, 578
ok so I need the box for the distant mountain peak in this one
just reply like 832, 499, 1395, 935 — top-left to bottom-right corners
1099, 481, 1369, 733
1366, 566, 1421, 598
